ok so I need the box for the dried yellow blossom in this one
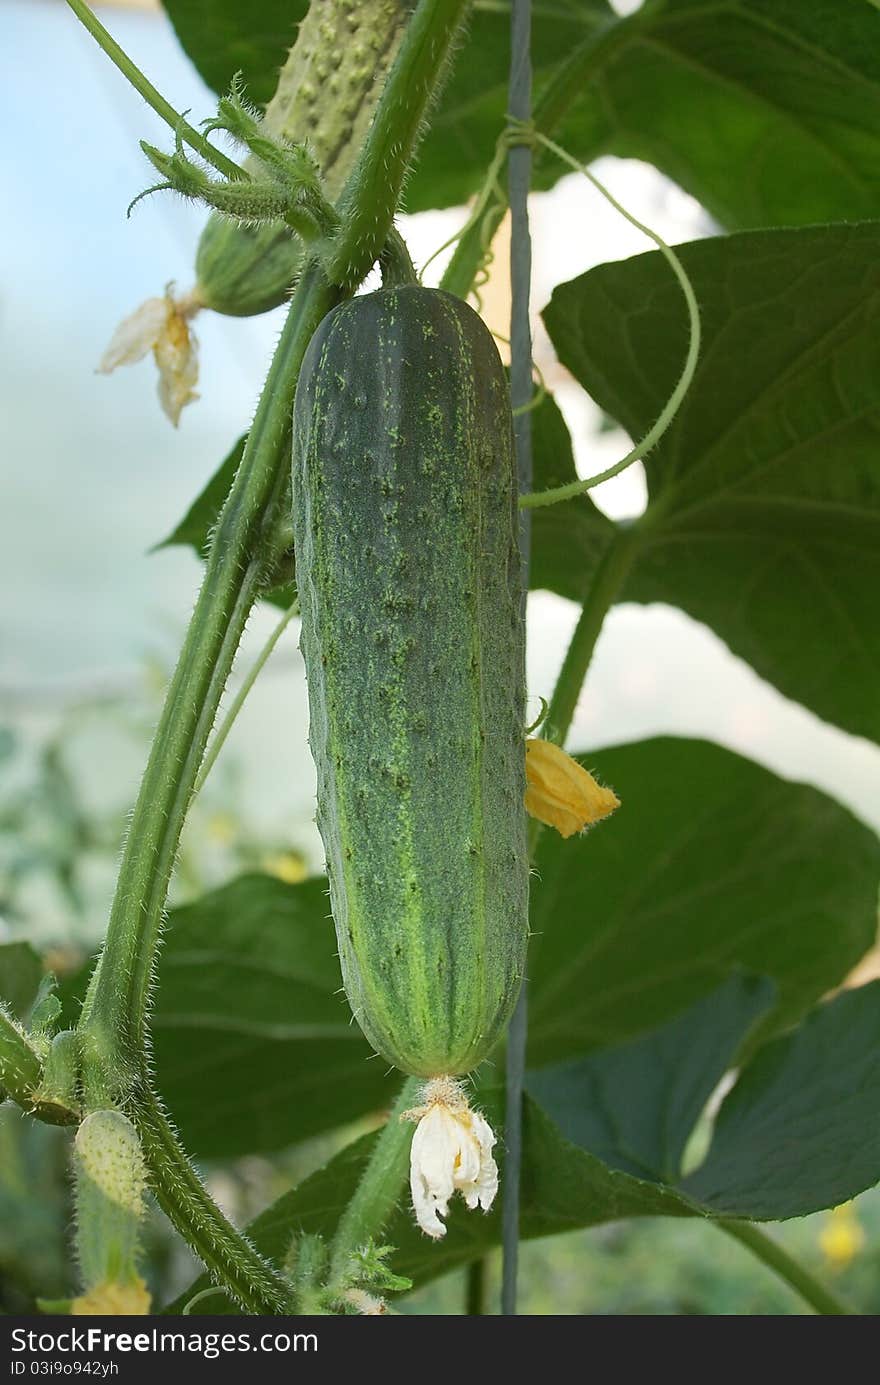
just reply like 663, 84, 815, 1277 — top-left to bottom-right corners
98, 285, 201, 426
71, 1277, 151, 1315
525, 738, 619, 838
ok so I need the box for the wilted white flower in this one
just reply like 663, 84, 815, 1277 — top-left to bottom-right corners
405, 1077, 498, 1239
98, 285, 201, 426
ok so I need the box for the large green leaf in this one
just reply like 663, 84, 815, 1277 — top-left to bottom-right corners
527, 739, 880, 1067
540, 222, 880, 745
410, 0, 880, 225
150, 874, 395, 1160
406, 2, 609, 211
168, 975, 880, 1311
685, 980, 880, 1219
530, 978, 880, 1223
526, 974, 776, 1182
163, 2, 880, 231
584, 0, 880, 229
160, 2, 308, 107
152, 737, 878, 1155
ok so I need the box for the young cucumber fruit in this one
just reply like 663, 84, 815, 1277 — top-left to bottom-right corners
196, 0, 408, 317
292, 287, 528, 1077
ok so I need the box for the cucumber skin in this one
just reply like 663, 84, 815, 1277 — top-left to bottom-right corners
292, 287, 528, 1077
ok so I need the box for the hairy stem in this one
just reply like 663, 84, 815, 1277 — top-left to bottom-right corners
134, 1084, 291, 1313
65, 0, 244, 180
193, 598, 300, 800
717, 1220, 855, 1316
325, 0, 470, 289
329, 1078, 421, 1282
79, 274, 332, 1089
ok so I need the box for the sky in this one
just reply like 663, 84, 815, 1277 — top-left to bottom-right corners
2, 0, 879, 894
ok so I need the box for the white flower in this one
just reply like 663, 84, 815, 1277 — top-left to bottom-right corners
98, 285, 201, 426
405, 1077, 498, 1239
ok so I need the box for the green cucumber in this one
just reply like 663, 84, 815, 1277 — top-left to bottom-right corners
196, 0, 408, 317
292, 286, 528, 1077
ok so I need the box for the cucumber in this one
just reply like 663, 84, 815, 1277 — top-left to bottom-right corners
196, 0, 409, 317
292, 286, 528, 1077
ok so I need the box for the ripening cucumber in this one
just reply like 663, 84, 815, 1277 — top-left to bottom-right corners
196, 0, 408, 317
292, 287, 528, 1077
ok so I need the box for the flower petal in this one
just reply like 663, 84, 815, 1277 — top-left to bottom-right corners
525, 738, 620, 837
98, 298, 168, 372
407, 1082, 499, 1238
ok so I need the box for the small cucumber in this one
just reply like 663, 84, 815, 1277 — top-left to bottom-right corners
292, 286, 528, 1077
196, 1, 408, 317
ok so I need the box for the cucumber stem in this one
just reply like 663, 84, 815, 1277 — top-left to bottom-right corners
134, 1083, 291, 1313
328, 1077, 421, 1283
64, 0, 244, 181
717, 1220, 855, 1316
542, 528, 642, 750
192, 597, 300, 800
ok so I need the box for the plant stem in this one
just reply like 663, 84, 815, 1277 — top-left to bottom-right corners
79, 269, 334, 1089
380, 226, 420, 287
466, 1257, 489, 1315
134, 1083, 291, 1313
192, 598, 300, 799
440, 2, 662, 300
543, 529, 641, 747
329, 1078, 421, 1282
64, 0, 244, 180
717, 1220, 855, 1316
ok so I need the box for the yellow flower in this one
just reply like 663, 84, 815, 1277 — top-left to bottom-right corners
71, 1277, 151, 1315
98, 285, 201, 426
404, 1077, 498, 1239
524, 738, 620, 838
819, 1203, 864, 1271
